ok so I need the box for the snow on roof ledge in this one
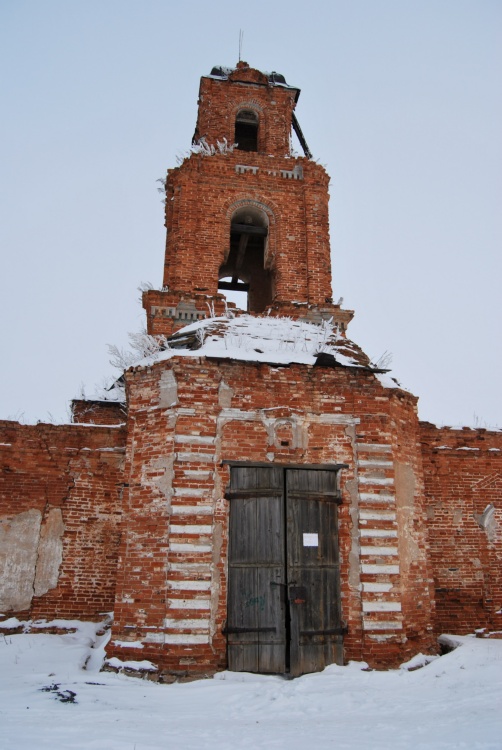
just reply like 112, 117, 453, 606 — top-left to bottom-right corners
137, 314, 379, 372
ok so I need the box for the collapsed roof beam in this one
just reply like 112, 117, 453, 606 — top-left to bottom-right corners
291, 113, 312, 159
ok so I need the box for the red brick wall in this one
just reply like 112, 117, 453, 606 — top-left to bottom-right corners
420, 422, 502, 635
0, 420, 126, 621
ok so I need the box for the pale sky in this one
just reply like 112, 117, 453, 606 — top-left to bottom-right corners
0, 0, 501, 427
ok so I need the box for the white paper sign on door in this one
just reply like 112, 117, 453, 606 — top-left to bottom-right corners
303, 533, 319, 547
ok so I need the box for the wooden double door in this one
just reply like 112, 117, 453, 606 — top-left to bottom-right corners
226, 465, 344, 677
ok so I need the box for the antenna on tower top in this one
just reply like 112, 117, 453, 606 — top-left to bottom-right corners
238, 29, 244, 61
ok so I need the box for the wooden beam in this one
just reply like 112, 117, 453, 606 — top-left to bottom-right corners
230, 223, 268, 236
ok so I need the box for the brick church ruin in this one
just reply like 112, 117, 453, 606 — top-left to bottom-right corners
1, 62, 500, 678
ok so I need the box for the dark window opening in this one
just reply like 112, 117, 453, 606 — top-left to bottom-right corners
235, 109, 259, 152
219, 208, 273, 313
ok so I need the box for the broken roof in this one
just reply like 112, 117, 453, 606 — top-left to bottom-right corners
141, 314, 381, 371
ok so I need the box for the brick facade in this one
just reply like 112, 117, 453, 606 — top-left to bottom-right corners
1, 62, 500, 676
105, 355, 436, 674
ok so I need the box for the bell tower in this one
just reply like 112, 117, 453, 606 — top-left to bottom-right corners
143, 62, 353, 334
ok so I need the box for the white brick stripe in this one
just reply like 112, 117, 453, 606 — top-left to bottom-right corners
169, 543, 212, 553
362, 582, 393, 593
359, 493, 395, 503
169, 580, 211, 590
164, 618, 210, 628
367, 634, 395, 642
170, 505, 213, 515
176, 452, 215, 463
360, 510, 396, 521
360, 529, 398, 538
173, 487, 209, 497
361, 546, 398, 556
361, 564, 400, 575
170, 524, 212, 534
358, 460, 393, 468
144, 632, 165, 644
175, 435, 215, 445
164, 634, 210, 645
183, 470, 212, 479
168, 563, 211, 573
167, 599, 211, 610
358, 476, 394, 486
356, 443, 392, 452
362, 620, 402, 631
363, 602, 402, 612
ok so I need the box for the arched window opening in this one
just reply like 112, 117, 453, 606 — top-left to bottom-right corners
219, 206, 273, 313
235, 109, 259, 152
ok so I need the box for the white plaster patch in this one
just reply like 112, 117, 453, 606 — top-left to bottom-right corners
358, 477, 395, 486
170, 525, 213, 534
359, 493, 395, 503
173, 487, 210, 497
356, 444, 392, 452
361, 564, 400, 575
33, 508, 64, 598
175, 435, 215, 445
169, 581, 211, 590
358, 460, 393, 468
362, 602, 402, 612
0, 509, 41, 611
144, 632, 166, 644
360, 511, 396, 521
167, 599, 211, 610
159, 369, 178, 408
176, 452, 215, 463
168, 563, 212, 574
361, 546, 398, 556
164, 618, 210, 628
362, 582, 393, 593
362, 620, 403, 630
170, 505, 213, 515
164, 634, 210, 644
169, 543, 212, 553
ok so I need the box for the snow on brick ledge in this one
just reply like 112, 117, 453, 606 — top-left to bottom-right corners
137, 314, 382, 372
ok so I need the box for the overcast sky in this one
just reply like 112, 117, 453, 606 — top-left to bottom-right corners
1, 0, 500, 427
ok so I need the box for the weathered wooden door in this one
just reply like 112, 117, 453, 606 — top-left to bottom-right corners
226, 465, 343, 677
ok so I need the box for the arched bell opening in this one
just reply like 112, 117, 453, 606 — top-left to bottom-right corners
219, 206, 273, 313
235, 109, 259, 152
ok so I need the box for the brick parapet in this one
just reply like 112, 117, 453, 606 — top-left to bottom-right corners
71, 399, 126, 425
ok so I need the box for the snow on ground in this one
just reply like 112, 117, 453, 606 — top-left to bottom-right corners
1, 620, 501, 749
